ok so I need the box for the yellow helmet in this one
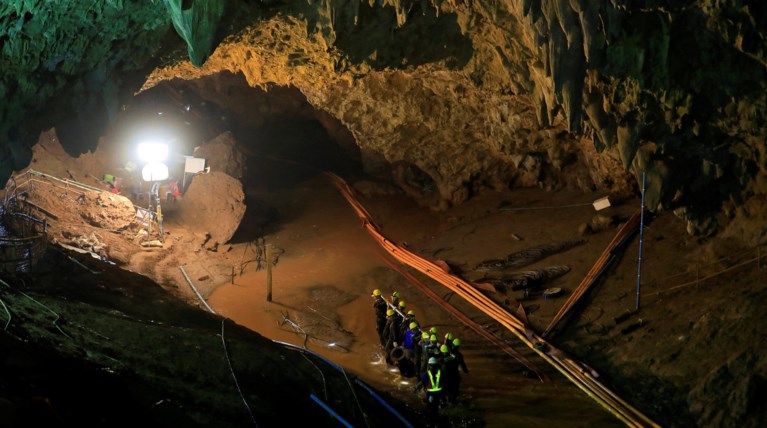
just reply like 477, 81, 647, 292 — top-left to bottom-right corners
453, 338, 461, 347
429, 327, 438, 335
409, 322, 418, 330
445, 332, 453, 341
407, 310, 415, 316
391, 291, 401, 298
371, 289, 382, 297
386, 309, 394, 316
422, 332, 430, 339
398, 301, 406, 308
440, 344, 449, 353
429, 335, 437, 343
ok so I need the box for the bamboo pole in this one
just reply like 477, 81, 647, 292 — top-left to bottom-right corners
266, 243, 273, 302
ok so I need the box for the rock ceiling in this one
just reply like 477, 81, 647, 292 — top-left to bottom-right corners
1, 0, 765, 239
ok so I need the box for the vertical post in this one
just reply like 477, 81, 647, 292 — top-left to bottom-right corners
266, 243, 273, 302
696, 264, 700, 292
636, 170, 647, 312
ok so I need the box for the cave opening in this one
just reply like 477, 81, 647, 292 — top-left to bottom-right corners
111, 71, 365, 241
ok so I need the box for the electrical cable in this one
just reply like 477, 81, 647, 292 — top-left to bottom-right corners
220, 319, 258, 427
301, 352, 329, 402
0, 295, 11, 330
0, 278, 71, 339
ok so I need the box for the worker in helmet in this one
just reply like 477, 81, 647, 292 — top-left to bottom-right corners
439, 344, 455, 366
371, 289, 388, 346
382, 309, 397, 365
443, 332, 455, 352
390, 291, 401, 307
400, 308, 415, 339
429, 326, 438, 337
384, 307, 403, 363
438, 344, 457, 405
415, 331, 429, 374
414, 357, 445, 418
421, 334, 441, 375
403, 321, 421, 361
444, 338, 469, 404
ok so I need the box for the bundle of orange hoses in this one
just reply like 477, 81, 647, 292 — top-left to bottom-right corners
326, 173, 658, 428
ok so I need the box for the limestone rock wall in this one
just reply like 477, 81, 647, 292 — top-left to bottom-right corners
2, 0, 765, 231
141, 0, 766, 232
142, 3, 633, 210
0, 1, 170, 179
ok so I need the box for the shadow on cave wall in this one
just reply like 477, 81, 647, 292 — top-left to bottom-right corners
334, 2, 472, 70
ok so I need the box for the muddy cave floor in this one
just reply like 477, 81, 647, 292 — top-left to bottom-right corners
3, 163, 767, 427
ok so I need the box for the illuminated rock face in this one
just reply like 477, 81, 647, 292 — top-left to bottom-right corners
177, 170, 245, 244
2, 1, 767, 235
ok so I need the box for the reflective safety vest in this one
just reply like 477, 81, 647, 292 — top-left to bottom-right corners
426, 369, 442, 392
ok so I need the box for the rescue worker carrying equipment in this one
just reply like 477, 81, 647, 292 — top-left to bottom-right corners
372, 289, 388, 346
383, 308, 402, 364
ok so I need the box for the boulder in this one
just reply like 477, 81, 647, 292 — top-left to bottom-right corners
193, 132, 246, 179
176, 171, 245, 244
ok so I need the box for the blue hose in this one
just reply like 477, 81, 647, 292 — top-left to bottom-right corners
276, 341, 414, 427
271, 340, 344, 372
355, 380, 414, 428
309, 394, 354, 428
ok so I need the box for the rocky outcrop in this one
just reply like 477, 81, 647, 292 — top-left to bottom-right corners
2, 1, 766, 226
194, 131, 246, 179
139, 0, 766, 229
0, 2, 171, 181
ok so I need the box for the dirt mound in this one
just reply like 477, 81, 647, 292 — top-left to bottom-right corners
26, 129, 120, 189
193, 131, 245, 179
77, 191, 135, 230
176, 171, 245, 244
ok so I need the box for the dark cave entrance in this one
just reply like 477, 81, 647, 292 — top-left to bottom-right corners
116, 71, 364, 242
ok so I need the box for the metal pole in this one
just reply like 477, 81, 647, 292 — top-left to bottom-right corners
266, 243, 273, 302
180, 266, 216, 314
635, 170, 647, 311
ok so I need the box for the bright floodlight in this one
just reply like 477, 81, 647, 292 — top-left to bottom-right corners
137, 142, 168, 162
142, 162, 169, 182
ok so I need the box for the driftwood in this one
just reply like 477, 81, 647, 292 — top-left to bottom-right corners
504, 265, 571, 290
474, 239, 586, 271
476, 265, 571, 291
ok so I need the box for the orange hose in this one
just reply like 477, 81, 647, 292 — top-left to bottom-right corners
326, 172, 658, 427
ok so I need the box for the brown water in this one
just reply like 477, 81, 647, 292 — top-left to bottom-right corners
208, 175, 622, 427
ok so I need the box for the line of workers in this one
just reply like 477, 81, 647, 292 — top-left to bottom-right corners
371, 289, 469, 416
